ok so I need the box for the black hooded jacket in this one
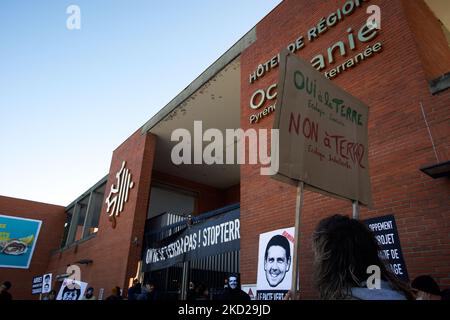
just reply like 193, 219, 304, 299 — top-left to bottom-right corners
219, 275, 250, 301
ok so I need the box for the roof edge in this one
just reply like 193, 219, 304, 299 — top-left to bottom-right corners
140, 26, 257, 134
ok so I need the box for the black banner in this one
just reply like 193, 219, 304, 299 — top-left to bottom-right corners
143, 208, 240, 271
364, 215, 409, 282
32, 275, 43, 295
256, 290, 287, 301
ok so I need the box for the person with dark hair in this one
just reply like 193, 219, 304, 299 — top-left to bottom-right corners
264, 235, 291, 288
127, 279, 141, 301
312, 214, 413, 300
411, 275, 441, 300
106, 286, 123, 300
0, 281, 12, 301
145, 282, 161, 301
81, 287, 96, 300
219, 273, 250, 301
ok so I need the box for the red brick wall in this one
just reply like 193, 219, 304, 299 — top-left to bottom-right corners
0, 196, 65, 300
46, 129, 157, 299
401, 0, 450, 81
224, 184, 240, 206
240, 0, 450, 298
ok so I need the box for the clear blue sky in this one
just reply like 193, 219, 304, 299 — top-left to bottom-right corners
0, 0, 282, 206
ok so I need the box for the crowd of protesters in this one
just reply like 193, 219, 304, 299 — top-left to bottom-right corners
1, 214, 449, 301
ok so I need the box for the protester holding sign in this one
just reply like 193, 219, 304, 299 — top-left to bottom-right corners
312, 214, 413, 300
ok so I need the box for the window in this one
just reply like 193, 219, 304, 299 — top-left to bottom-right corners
61, 178, 106, 248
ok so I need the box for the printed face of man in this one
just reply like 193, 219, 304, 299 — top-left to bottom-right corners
62, 289, 79, 300
228, 276, 237, 289
264, 245, 291, 287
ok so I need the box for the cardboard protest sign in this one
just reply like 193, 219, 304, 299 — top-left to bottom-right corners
273, 50, 371, 205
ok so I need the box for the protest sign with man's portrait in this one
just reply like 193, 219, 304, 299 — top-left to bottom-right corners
42, 273, 52, 294
256, 227, 294, 300
56, 278, 88, 301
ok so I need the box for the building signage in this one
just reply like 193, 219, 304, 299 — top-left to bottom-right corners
32, 275, 43, 295
0, 214, 42, 269
273, 50, 371, 205
105, 161, 135, 228
256, 227, 294, 300
364, 215, 409, 282
144, 208, 240, 272
248, 0, 382, 124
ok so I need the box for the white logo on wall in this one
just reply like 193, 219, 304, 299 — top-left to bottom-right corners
105, 161, 135, 228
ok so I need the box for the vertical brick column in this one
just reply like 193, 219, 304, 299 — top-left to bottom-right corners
100, 129, 157, 294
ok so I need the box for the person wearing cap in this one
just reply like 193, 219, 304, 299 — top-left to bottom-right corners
411, 275, 442, 300
0, 281, 12, 301
81, 287, 96, 300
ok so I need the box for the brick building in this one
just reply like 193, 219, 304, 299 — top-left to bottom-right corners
1, 0, 448, 300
